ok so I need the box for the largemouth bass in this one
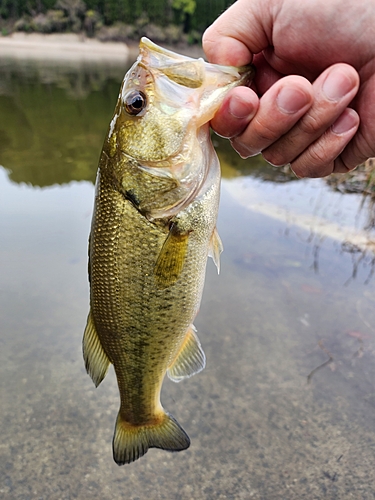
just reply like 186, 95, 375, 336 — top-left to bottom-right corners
83, 38, 253, 465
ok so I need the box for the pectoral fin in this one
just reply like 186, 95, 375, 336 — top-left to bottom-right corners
208, 226, 223, 273
167, 325, 206, 382
154, 223, 189, 289
82, 311, 111, 387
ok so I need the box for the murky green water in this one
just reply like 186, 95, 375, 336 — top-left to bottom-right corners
1, 53, 375, 500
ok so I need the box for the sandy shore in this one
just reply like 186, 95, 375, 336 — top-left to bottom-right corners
0, 32, 133, 61
0, 32, 205, 63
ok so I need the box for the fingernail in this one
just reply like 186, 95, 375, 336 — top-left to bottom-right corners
332, 109, 358, 134
277, 87, 311, 114
228, 95, 253, 119
322, 70, 354, 101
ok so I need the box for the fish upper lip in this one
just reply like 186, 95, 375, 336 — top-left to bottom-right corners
237, 64, 256, 86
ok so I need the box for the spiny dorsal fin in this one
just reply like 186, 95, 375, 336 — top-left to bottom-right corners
167, 325, 206, 383
208, 226, 223, 274
113, 410, 190, 465
154, 223, 189, 289
82, 311, 111, 387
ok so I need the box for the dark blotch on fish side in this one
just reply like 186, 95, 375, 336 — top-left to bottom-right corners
124, 189, 140, 208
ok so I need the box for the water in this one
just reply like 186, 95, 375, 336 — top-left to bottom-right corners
1, 52, 375, 500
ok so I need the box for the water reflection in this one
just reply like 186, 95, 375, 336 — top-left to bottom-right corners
2, 53, 375, 498
0, 57, 127, 186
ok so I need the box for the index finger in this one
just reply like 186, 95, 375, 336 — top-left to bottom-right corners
202, 0, 271, 66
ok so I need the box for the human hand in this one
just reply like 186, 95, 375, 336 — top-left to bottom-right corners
203, 0, 375, 178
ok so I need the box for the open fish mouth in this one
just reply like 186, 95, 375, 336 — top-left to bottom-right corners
137, 37, 255, 125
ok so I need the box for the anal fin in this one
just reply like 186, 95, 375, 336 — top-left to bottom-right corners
167, 325, 206, 383
82, 311, 111, 387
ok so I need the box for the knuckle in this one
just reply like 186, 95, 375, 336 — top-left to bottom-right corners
295, 146, 333, 178
262, 148, 288, 167
308, 144, 328, 166
254, 119, 279, 143
333, 151, 365, 173
298, 113, 321, 136
333, 157, 352, 173
294, 160, 333, 178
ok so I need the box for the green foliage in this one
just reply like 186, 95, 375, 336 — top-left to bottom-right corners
96, 21, 134, 42
191, 0, 234, 32
84, 9, 102, 36
55, 0, 85, 31
0, 0, 17, 19
1, 0, 235, 38
172, 0, 196, 16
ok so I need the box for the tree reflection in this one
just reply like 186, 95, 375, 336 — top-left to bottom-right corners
0, 57, 128, 186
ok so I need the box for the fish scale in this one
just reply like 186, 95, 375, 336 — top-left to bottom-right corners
82, 37, 254, 465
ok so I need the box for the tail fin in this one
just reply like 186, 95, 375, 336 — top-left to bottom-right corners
112, 411, 190, 465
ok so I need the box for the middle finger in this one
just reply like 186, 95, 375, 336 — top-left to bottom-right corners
262, 63, 360, 166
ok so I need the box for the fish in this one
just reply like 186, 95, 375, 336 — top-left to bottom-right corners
83, 37, 254, 465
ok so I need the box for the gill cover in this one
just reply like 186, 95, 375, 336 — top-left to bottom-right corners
108, 37, 254, 165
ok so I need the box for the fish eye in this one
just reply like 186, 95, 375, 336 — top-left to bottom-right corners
124, 90, 147, 116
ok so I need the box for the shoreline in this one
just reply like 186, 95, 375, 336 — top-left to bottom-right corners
0, 32, 204, 62
0, 32, 132, 61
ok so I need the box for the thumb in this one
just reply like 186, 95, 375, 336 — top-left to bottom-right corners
202, 0, 273, 66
